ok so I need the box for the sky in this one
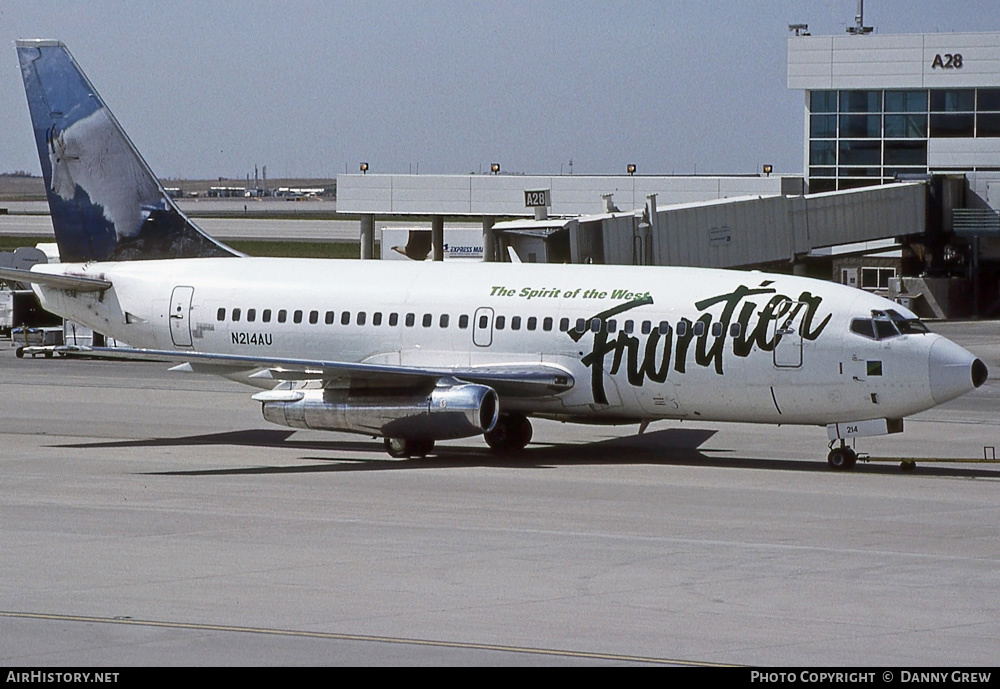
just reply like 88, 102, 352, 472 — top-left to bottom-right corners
2, 1, 1000, 180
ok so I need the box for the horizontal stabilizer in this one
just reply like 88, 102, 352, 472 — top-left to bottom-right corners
0, 266, 111, 291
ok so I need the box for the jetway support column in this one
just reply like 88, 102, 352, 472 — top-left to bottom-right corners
645, 194, 658, 266
432, 216, 444, 261
360, 214, 375, 259
483, 216, 496, 262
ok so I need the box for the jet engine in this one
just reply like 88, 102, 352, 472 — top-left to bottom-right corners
254, 380, 499, 440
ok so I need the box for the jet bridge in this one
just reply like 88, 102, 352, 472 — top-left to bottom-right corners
642, 182, 926, 268
495, 182, 928, 270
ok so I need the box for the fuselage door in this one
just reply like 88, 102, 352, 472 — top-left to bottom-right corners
472, 307, 494, 347
169, 285, 195, 347
771, 300, 805, 368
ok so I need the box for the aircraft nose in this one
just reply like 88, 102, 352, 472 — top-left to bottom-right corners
928, 337, 989, 405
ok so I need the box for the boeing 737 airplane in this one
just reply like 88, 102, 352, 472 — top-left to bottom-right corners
1, 40, 989, 469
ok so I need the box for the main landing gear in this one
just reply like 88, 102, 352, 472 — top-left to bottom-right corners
382, 413, 533, 458
384, 437, 435, 459
484, 412, 533, 453
827, 440, 858, 471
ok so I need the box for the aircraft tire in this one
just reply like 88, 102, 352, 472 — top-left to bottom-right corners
385, 437, 409, 458
827, 447, 857, 471
410, 438, 435, 458
485, 413, 533, 453
384, 437, 434, 458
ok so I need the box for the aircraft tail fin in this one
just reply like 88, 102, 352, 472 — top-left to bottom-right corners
16, 40, 239, 262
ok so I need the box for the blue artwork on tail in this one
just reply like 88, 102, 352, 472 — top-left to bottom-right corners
17, 40, 238, 262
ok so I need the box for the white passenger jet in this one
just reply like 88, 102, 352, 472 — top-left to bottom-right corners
0, 40, 988, 468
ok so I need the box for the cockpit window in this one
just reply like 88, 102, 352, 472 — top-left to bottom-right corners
891, 314, 929, 334
850, 319, 875, 339
850, 310, 929, 341
874, 319, 898, 340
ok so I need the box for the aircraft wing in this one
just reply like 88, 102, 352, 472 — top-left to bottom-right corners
60, 347, 575, 398
0, 266, 112, 292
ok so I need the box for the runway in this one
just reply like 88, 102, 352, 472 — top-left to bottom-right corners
1, 322, 998, 666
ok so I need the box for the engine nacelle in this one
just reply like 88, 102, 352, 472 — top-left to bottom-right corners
256, 381, 499, 441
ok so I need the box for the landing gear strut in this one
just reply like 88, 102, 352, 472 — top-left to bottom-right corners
827, 440, 858, 471
384, 437, 435, 458
484, 413, 533, 453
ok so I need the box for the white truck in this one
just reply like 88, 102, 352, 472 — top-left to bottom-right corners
380, 227, 484, 261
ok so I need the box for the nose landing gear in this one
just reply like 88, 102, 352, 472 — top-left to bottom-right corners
827, 440, 858, 471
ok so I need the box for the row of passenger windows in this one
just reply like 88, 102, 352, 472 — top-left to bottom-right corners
217, 306, 466, 328
215, 307, 744, 338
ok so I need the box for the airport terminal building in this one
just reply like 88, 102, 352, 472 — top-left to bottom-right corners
787, 30, 1000, 315
788, 31, 1000, 193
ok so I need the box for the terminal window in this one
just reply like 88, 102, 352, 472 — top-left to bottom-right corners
807, 88, 1000, 191
861, 267, 895, 290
